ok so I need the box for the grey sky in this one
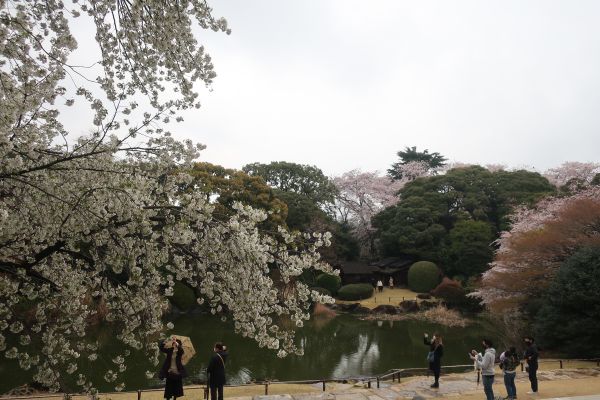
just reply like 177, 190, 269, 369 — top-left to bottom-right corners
71, 0, 600, 176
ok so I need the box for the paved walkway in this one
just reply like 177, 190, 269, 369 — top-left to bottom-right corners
228, 368, 600, 400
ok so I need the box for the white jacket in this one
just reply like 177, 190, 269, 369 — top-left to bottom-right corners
475, 347, 496, 376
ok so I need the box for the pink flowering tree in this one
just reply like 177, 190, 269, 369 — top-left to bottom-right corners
471, 186, 600, 312
332, 166, 431, 258
0, 1, 334, 392
543, 161, 600, 188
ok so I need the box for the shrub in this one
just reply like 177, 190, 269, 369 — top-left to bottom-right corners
337, 283, 374, 301
170, 281, 197, 311
315, 273, 342, 295
407, 261, 441, 293
431, 277, 482, 312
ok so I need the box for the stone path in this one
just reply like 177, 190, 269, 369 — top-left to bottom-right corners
227, 368, 600, 400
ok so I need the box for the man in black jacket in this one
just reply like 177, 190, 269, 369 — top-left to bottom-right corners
207, 342, 228, 400
523, 336, 539, 394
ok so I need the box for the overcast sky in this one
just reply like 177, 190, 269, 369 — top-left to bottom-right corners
70, 0, 600, 176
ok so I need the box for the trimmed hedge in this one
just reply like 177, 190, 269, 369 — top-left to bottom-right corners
407, 261, 441, 293
337, 283, 374, 301
315, 273, 341, 296
170, 281, 197, 311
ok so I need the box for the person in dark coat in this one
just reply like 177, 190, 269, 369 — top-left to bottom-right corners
424, 332, 444, 388
207, 342, 228, 400
159, 337, 187, 400
523, 336, 539, 394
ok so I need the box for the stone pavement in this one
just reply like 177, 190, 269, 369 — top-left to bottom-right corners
227, 368, 600, 400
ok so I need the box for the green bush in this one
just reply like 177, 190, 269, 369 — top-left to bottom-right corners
170, 281, 197, 311
337, 283, 374, 301
408, 261, 441, 293
315, 273, 341, 295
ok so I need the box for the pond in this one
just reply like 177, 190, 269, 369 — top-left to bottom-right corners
0, 313, 496, 393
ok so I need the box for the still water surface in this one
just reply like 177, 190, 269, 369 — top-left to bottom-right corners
0, 314, 494, 393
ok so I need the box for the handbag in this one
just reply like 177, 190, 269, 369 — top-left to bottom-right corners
427, 351, 435, 363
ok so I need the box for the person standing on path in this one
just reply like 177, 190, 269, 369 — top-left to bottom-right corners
376, 279, 384, 292
388, 277, 394, 289
523, 336, 539, 395
470, 339, 496, 400
159, 337, 187, 400
207, 342, 228, 400
500, 346, 519, 400
424, 332, 444, 388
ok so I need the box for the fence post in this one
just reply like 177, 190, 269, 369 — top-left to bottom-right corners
137, 390, 141, 400
265, 383, 268, 395
560, 360, 563, 369
368, 380, 371, 389
520, 362, 524, 372
377, 377, 380, 388
322, 380, 326, 391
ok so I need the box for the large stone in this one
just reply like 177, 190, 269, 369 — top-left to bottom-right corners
330, 303, 361, 312
371, 305, 400, 314
418, 300, 437, 310
399, 300, 419, 313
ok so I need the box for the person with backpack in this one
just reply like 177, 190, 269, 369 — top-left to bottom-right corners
424, 332, 444, 388
470, 338, 496, 400
523, 336, 539, 395
207, 342, 228, 400
500, 346, 519, 400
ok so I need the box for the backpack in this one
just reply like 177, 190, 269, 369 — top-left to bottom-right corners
502, 353, 520, 372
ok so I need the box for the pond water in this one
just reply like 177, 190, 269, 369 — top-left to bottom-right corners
0, 313, 495, 393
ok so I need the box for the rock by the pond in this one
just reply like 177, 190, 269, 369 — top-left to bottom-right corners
416, 293, 432, 299
399, 300, 419, 312
418, 300, 437, 310
329, 303, 361, 312
371, 304, 400, 314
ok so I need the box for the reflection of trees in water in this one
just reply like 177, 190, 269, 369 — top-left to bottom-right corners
0, 315, 497, 392
332, 334, 380, 377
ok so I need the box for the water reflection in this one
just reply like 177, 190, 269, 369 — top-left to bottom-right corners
0, 314, 495, 393
332, 334, 380, 377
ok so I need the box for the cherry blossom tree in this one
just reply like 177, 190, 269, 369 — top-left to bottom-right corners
471, 186, 600, 312
332, 169, 413, 257
543, 161, 600, 188
1, 0, 333, 392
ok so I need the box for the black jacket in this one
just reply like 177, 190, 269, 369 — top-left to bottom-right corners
524, 344, 539, 368
159, 340, 187, 380
424, 337, 444, 366
207, 351, 228, 386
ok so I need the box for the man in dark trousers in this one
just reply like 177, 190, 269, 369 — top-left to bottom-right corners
523, 336, 539, 395
207, 342, 228, 400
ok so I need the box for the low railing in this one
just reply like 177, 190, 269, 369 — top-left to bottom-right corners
4, 358, 599, 399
